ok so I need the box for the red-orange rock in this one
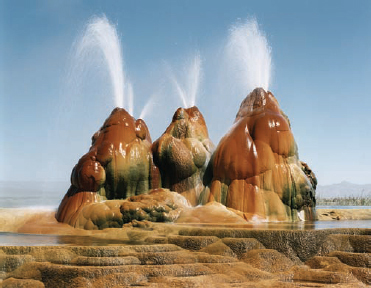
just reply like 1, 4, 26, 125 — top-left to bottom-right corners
208, 88, 316, 221
152, 107, 214, 206
55, 188, 99, 227
56, 108, 160, 224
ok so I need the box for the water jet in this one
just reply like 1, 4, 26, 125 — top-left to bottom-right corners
72, 15, 131, 110
168, 52, 202, 108
1, 14, 369, 288
226, 17, 272, 94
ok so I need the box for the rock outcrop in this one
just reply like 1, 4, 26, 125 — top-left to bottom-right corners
152, 106, 214, 206
57, 189, 190, 230
208, 88, 317, 221
56, 108, 160, 226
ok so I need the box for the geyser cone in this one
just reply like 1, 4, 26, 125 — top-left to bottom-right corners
56, 107, 160, 225
208, 88, 317, 221
152, 106, 215, 206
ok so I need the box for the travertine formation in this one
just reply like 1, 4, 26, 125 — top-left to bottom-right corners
208, 88, 317, 221
1, 228, 369, 287
152, 106, 214, 206
56, 88, 317, 228
56, 189, 191, 230
56, 108, 160, 226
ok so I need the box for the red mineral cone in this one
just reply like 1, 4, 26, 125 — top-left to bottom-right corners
56, 108, 160, 224
209, 88, 316, 221
152, 106, 214, 206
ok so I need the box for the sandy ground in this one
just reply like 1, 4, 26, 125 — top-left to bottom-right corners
316, 208, 371, 221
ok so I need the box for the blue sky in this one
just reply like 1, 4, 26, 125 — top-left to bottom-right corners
0, 0, 370, 185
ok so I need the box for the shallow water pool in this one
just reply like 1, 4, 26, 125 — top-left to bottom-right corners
1, 219, 370, 246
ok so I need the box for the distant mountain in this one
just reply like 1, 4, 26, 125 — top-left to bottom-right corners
316, 181, 371, 199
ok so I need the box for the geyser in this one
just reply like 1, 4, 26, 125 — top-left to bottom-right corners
55, 16, 317, 229
226, 17, 272, 93
72, 15, 131, 109
169, 52, 202, 108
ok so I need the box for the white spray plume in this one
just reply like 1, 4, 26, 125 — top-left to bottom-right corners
127, 82, 134, 116
139, 94, 156, 120
226, 17, 272, 93
73, 15, 133, 110
188, 52, 201, 107
167, 52, 202, 108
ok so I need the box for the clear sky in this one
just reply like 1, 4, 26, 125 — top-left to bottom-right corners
0, 0, 370, 185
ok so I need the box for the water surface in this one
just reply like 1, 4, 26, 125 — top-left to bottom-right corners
317, 205, 371, 209
1, 185, 369, 246
0, 232, 132, 246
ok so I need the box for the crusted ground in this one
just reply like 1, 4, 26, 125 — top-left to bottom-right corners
0, 227, 370, 287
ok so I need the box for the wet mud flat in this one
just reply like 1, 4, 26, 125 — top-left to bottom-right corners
1, 227, 370, 287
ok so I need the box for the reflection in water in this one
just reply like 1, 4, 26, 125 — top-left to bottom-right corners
0, 232, 139, 246
313, 220, 371, 229
180, 220, 371, 230
0, 207, 370, 247
1, 220, 370, 246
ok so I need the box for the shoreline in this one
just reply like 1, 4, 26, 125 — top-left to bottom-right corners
0, 207, 370, 235
316, 208, 371, 221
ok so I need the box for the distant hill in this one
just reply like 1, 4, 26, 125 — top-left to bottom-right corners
316, 181, 371, 199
